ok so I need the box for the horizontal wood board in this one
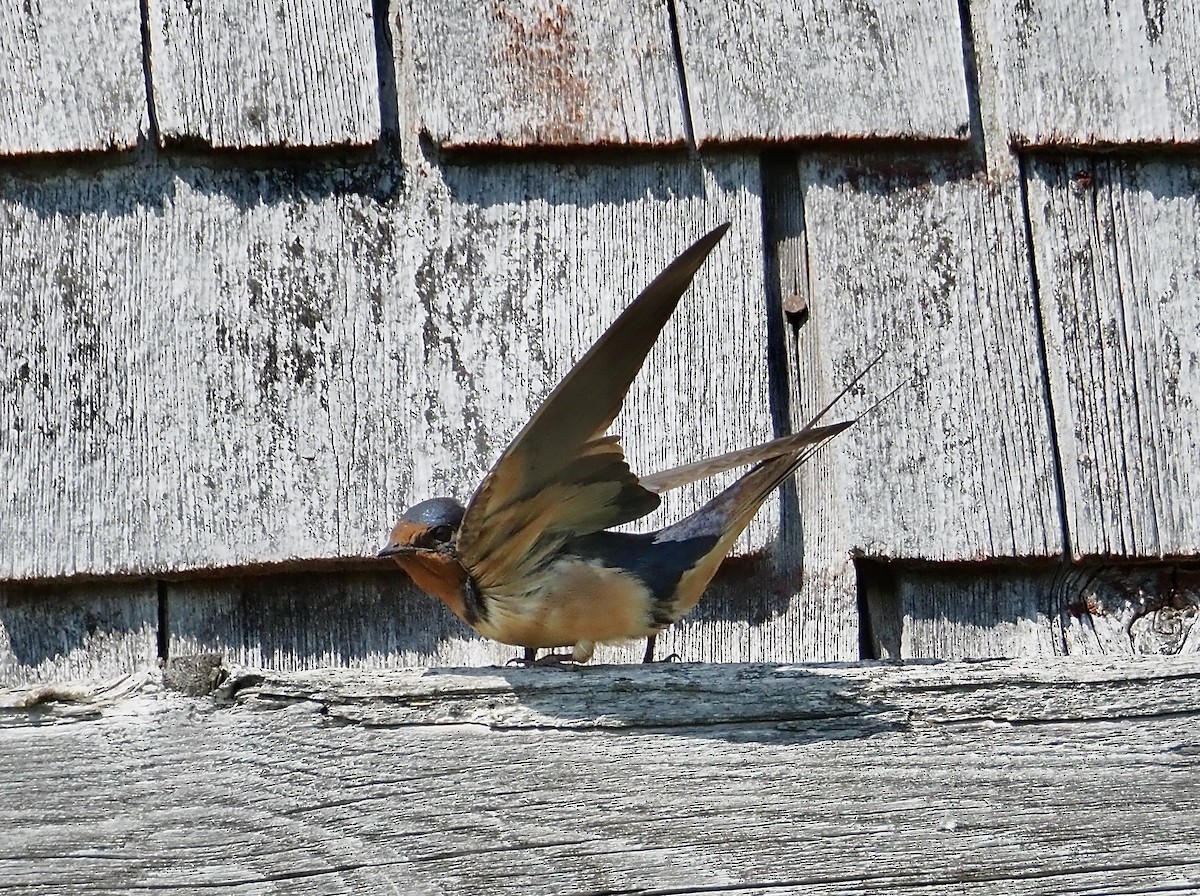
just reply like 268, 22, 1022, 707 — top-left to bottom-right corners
0, 155, 780, 582
797, 158, 1063, 561
0, 0, 146, 155
862, 560, 1200, 660
1, 657, 1198, 894
981, 0, 1200, 147
394, 0, 686, 148
146, 0, 381, 148
675, 0, 971, 146
0, 581, 158, 687
1027, 157, 1200, 559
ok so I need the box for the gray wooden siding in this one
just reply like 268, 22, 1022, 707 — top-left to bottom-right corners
0, 156, 772, 581
395, 0, 687, 148
1029, 157, 1200, 559
146, 0, 381, 148
3, 0, 1200, 679
0, 581, 157, 687
676, 0, 972, 145
799, 160, 1062, 561
0, 0, 147, 155
862, 560, 1200, 659
982, 0, 1200, 147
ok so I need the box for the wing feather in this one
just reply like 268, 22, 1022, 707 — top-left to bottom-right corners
458, 224, 730, 587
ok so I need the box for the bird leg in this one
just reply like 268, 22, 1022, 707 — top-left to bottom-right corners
641, 636, 657, 663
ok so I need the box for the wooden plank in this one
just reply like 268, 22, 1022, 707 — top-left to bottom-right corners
798, 158, 1063, 562
1027, 157, 1200, 559
861, 563, 1058, 660
760, 154, 860, 662
145, 0, 381, 149
393, 0, 686, 148
0, 155, 777, 581
166, 571, 520, 668
980, 0, 1200, 147
1055, 563, 1200, 656
0, 0, 146, 155
863, 561, 1200, 660
674, 0, 971, 146
0, 581, 157, 687
1, 658, 1197, 894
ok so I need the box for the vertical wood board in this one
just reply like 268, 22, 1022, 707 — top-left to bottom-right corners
0, 581, 158, 687
0, 0, 146, 155
980, 0, 1200, 147
798, 159, 1063, 561
1027, 158, 1200, 559
394, 0, 686, 148
0, 156, 778, 582
146, 0, 381, 149
675, 0, 971, 146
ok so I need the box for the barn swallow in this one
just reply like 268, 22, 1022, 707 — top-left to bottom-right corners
380, 223, 867, 663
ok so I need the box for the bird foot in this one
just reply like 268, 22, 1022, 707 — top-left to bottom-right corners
507, 649, 581, 668
530, 652, 582, 667
646, 652, 682, 664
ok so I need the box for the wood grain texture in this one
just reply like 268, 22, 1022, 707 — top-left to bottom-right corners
760, 155, 860, 662
798, 158, 1062, 561
0, 155, 777, 583
1056, 563, 1200, 657
0, 0, 146, 155
980, 0, 1200, 147
1, 658, 1197, 894
394, 0, 686, 148
863, 561, 1200, 660
0, 581, 157, 687
146, 0, 381, 149
1027, 158, 1200, 559
675, 0, 971, 146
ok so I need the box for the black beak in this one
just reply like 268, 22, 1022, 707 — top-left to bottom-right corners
378, 544, 408, 558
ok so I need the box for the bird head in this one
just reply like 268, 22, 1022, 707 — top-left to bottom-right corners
378, 497, 466, 558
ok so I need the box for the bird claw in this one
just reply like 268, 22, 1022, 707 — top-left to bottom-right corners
506, 649, 580, 668
530, 652, 581, 667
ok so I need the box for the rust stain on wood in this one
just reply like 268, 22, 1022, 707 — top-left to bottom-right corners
490, 0, 591, 144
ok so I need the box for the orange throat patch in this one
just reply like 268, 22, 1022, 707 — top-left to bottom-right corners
392, 552, 473, 623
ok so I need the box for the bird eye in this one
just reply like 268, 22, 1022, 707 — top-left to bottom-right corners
430, 525, 453, 543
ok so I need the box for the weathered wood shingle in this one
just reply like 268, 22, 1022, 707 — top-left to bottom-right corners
0, 0, 147, 155
146, 0, 381, 148
675, 0, 971, 145
798, 159, 1063, 561
0, 157, 773, 582
1028, 157, 1200, 558
982, 0, 1200, 147
395, 0, 687, 148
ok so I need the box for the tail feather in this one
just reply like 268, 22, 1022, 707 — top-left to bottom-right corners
652, 439, 837, 621
639, 421, 852, 494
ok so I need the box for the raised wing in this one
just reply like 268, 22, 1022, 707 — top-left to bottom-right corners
458, 224, 730, 591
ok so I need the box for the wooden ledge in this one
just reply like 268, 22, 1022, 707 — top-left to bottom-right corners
2, 654, 1197, 731
223, 654, 1200, 731
3, 658, 1198, 895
